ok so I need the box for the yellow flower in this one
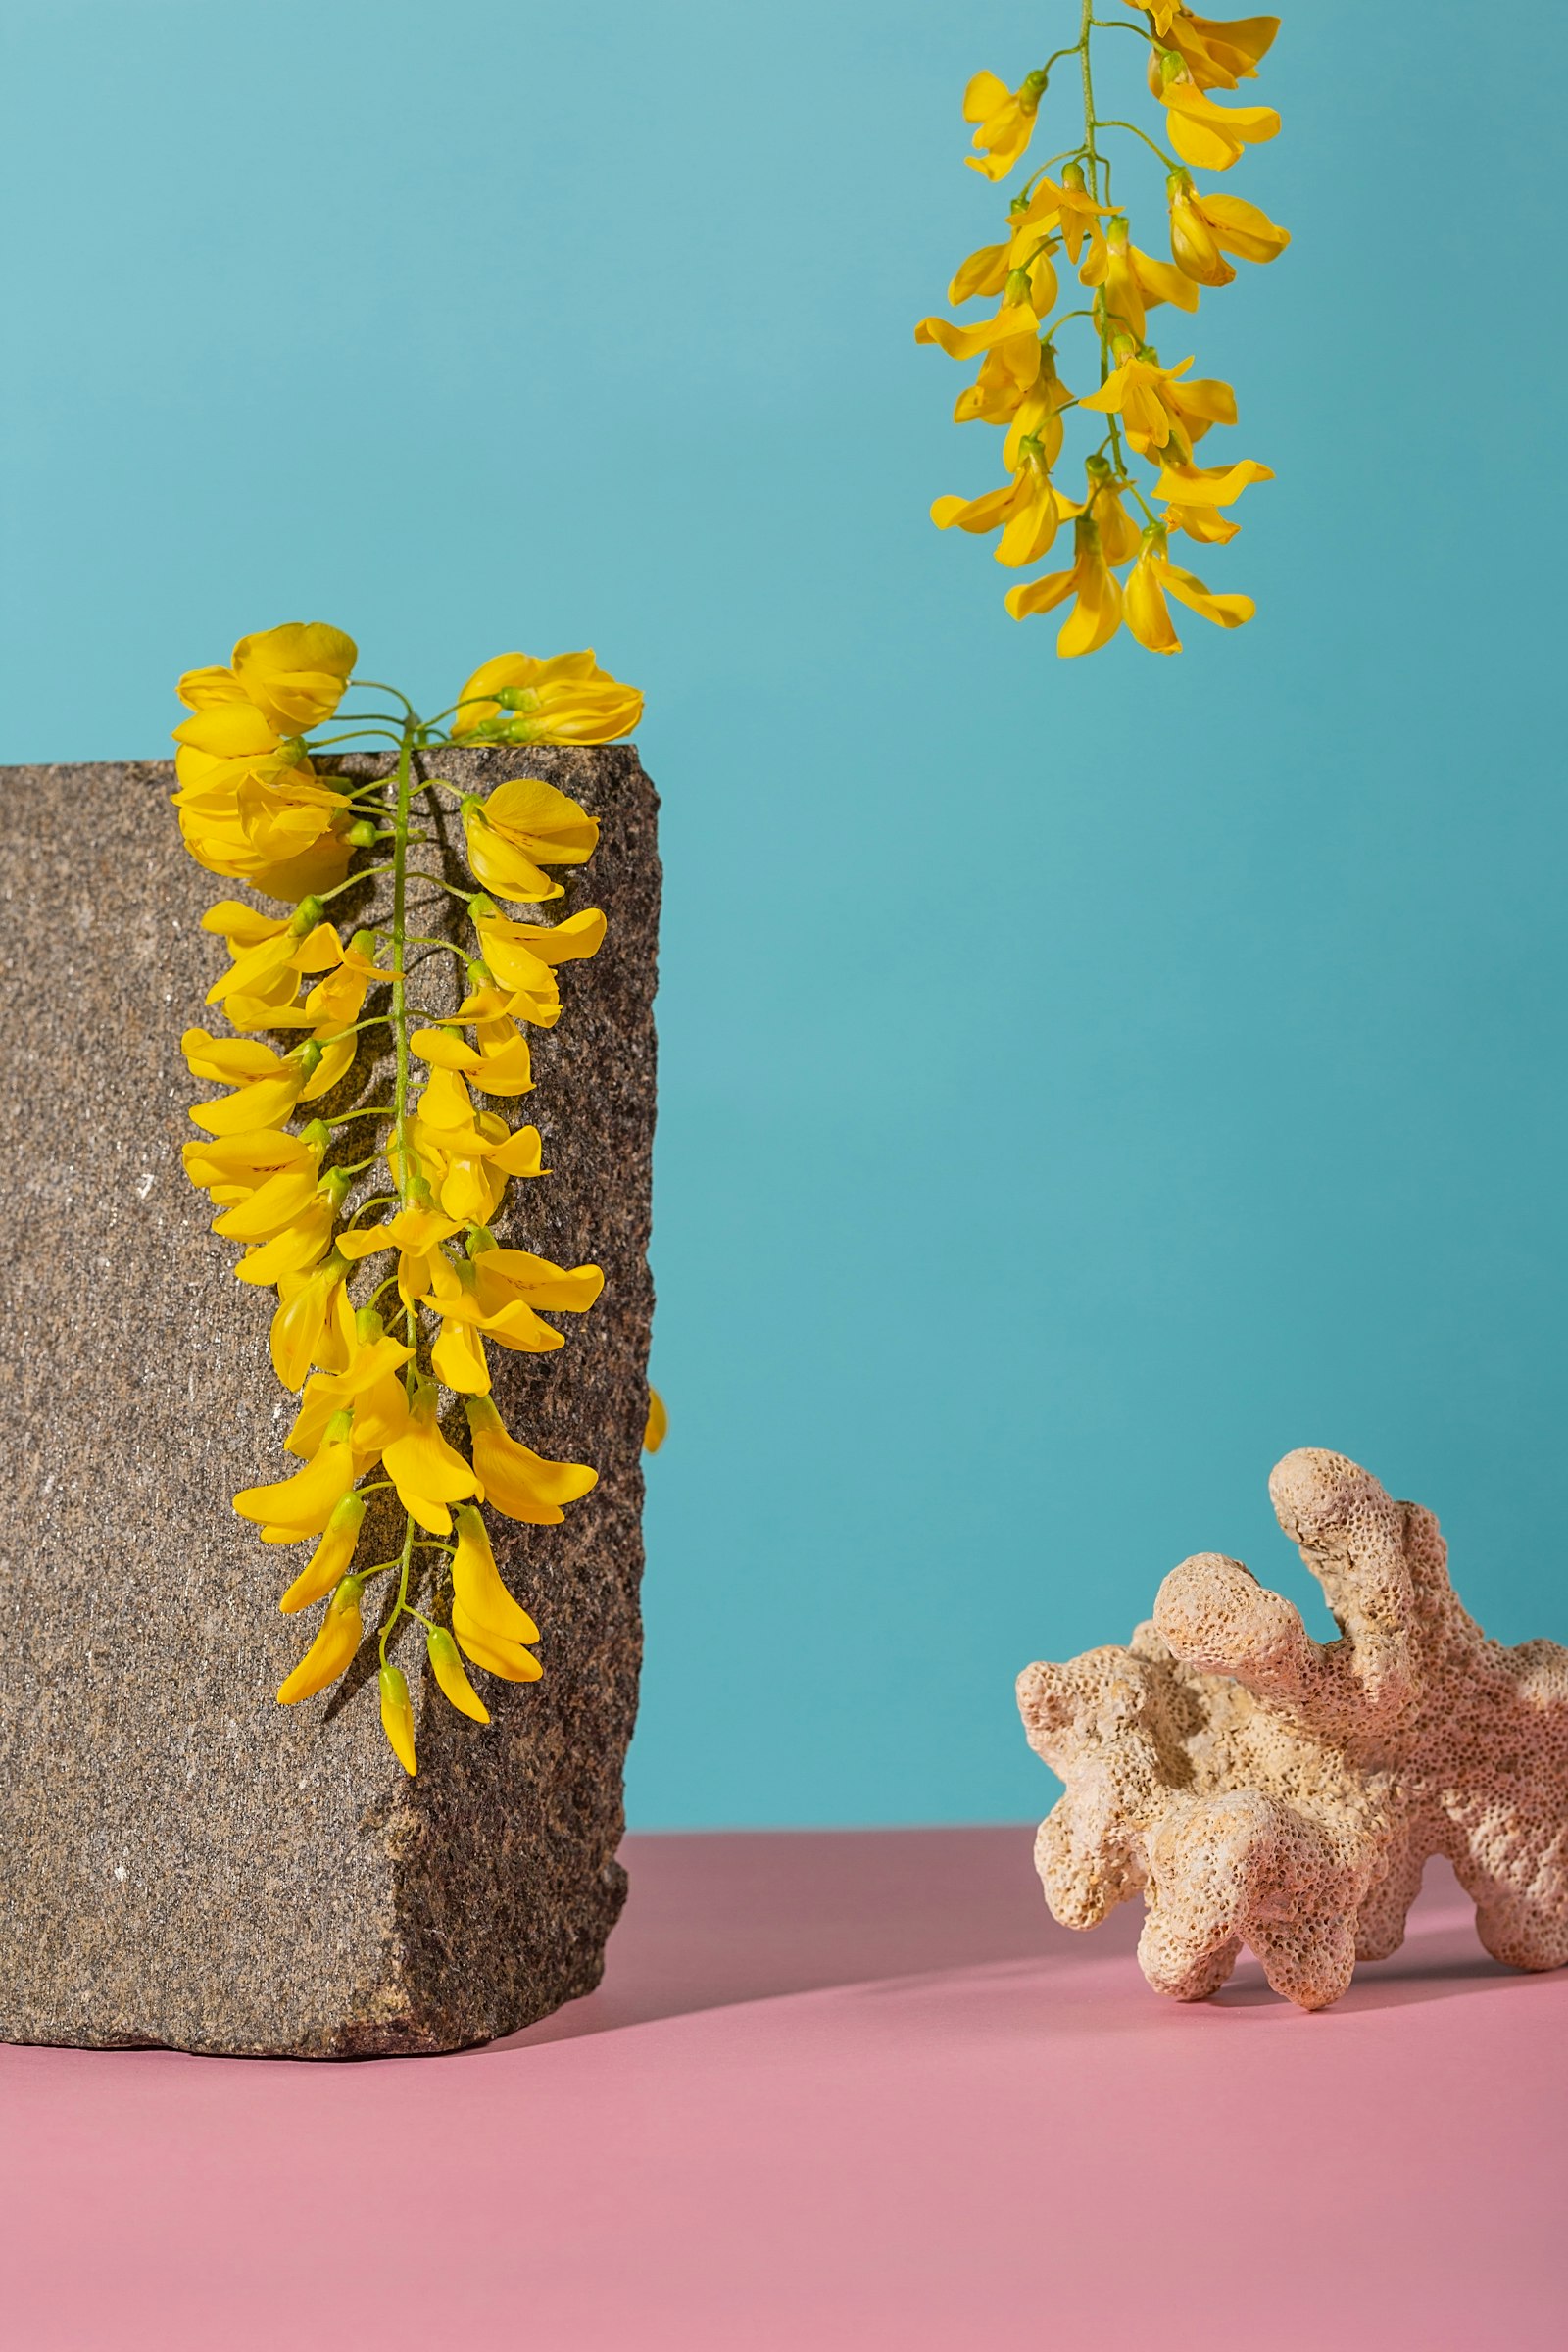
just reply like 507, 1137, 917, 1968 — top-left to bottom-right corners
1078, 337, 1236, 460
277, 1575, 364, 1705
282, 1317, 417, 1464
379, 1664, 416, 1776
1153, 455, 1273, 548
427, 1626, 491, 1724
449, 1505, 543, 1685
1124, 526, 1255, 651
961, 68, 1047, 181
1155, 55, 1280, 172
931, 441, 1067, 569
183, 1123, 321, 1211
951, 340, 1074, 471
948, 238, 1011, 307
1018, 167, 1110, 268
469, 903, 607, 1021
472, 1244, 604, 1321
913, 301, 1040, 388
452, 1505, 539, 1645
381, 1380, 479, 1536
270, 1252, 355, 1391
452, 651, 642, 745
432, 1311, 492, 1396
171, 701, 352, 898
203, 903, 343, 1014
949, 183, 1065, 309
299, 932, 393, 1030
1004, 515, 1124, 656
337, 1198, 465, 1303
465, 1395, 599, 1524
1080, 457, 1143, 565
399, 1071, 547, 1221
1167, 172, 1289, 284
411, 991, 534, 1098
423, 1242, 600, 1359
233, 1431, 359, 1543
185, 1031, 351, 1140
279, 1491, 367, 1614
644, 1388, 668, 1453
460, 776, 598, 905
1149, 11, 1279, 96
230, 623, 358, 735
1080, 214, 1199, 347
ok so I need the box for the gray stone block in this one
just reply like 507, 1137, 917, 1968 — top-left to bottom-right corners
0, 745, 659, 2056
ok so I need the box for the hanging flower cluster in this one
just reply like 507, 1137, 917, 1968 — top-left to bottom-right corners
915, 4, 1289, 654
174, 621, 644, 1774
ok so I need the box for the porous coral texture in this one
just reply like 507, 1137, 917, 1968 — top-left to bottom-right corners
1017, 1449, 1568, 2010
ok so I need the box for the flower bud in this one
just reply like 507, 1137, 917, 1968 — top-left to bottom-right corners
287, 895, 325, 939
379, 1664, 416, 1775
346, 819, 378, 849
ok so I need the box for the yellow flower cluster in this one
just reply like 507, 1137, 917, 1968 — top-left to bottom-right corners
916, 4, 1288, 655
174, 620, 645, 1775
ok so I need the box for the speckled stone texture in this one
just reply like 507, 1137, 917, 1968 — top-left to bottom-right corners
0, 746, 659, 2057
1018, 1448, 1568, 2010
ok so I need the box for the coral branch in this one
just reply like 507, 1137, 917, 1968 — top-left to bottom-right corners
1018, 1448, 1568, 2008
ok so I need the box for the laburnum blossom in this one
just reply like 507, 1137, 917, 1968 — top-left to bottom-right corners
962, 68, 1048, 180
465, 1395, 598, 1525
175, 625, 633, 1775
460, 775, 600, 904
1023, 166, 1112, 269
450, 1506, 544, 1682
1166, 172, 1289, 283
452, 651, 642, 745
1080, 213, 1200, 347
1154, 454, 1273, 544
914, 299, 1040, 386
1124, 525, 1255, 651
1078, 337, 1237, 462
932, 440, 1071, 569
1148, 10, 1279, 95
1154, 52, 1280, 172
172, 624, 359, 903
1004, 514, 1124, 657
920, 3, 1285, 649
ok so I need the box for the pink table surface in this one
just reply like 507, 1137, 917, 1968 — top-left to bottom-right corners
2, 1826, 1563, 2351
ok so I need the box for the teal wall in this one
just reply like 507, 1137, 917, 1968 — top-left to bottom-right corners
4, 2, 1563, 1825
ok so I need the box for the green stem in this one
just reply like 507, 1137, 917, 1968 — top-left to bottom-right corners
380, 1513, 416, 1666
1093, 117, 1179, 168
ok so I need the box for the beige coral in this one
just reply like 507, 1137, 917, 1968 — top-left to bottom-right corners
1016, 1448, 1568, 2009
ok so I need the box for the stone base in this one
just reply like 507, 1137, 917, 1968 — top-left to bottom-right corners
0, 746, 659, 2056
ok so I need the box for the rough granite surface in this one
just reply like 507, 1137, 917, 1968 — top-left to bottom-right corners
0, 745, 659, 2057
1018, 1448, 1568, 2010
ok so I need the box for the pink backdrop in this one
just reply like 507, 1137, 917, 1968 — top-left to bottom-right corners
2, 1828, 1562, 2348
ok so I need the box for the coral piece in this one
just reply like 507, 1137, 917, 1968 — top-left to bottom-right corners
1017, 1448, 1568, 2010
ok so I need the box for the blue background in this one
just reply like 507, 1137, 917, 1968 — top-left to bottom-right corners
3, 1, 1563, 1827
